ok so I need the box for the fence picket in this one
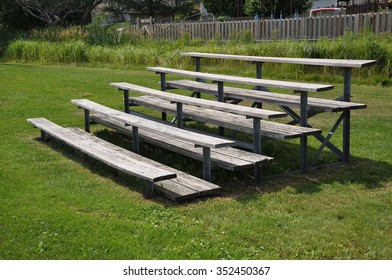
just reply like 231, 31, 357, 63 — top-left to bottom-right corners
133, 12, 390, 41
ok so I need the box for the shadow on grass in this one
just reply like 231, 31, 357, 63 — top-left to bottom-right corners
33, 135, 153, 198
33, 127, 392, 205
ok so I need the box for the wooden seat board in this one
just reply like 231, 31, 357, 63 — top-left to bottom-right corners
147, 66, 334, 92
68, 127, 221, 200
180, 52, 377, 68
129, 96, 321, 139
27, 118, 176, 183
166, 80, 367, 112
110, 82, 287, 119
72, 99, 235, 149
91, 114, 273, 171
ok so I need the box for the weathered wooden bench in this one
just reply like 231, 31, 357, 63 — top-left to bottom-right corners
72, 99, 236, 182
146, 66, 333, 172
110, 82, 286, 150
166, 79, 366, 113
165, 79, 367, 166
27, 118, 221, 201
180, 52, 377, 164
91, 112, 273, 174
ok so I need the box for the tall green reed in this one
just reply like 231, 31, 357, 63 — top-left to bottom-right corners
3, 25, 392, 85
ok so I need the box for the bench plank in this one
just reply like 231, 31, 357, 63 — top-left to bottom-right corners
67, 127, 221, 201
71, 99, 235, 149
27, 118, 176, 183
180, 52, 377, 68
91, 113, 273, 171
129, 96, 321, 139
147, 66, 334, 92
166, 80, 367, 112
110, 82, 287, 119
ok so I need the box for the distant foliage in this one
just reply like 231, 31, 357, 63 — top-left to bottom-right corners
3, 26, 392, 85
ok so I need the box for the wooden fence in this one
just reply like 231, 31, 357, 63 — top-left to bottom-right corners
132, 12, 392, 41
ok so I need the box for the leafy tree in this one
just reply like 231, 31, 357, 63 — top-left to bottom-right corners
106, 0, 196, 18
244, 0, 313, 18
11, 0, 105, 26
201, 0, 238, 17
1, 0, 43, 29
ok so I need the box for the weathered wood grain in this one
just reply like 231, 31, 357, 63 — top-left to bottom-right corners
147, 66, 334, 92
27, 118, 176, 183
110, 82, 287, 120
180, 52, 376, 68
129, 96, 321, 139
166, 80, 367, 112
71, 99, 235, 149
91, 114, 273, 171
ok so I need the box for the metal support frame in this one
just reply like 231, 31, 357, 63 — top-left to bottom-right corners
300, 91, 308, 173
84, 109, 90, 133
188, 56, 357, 173
123, 90, 129, 114
281, 105, 343, 157
40, 130, 47, 141
217, 81, 225, 136
145, 182, 155, 198
343, 67, 352, 163
202, 146, 211, 181
160, 73, 167, 121
310, 113, 345, 167
252, 117, 262, 183
176, 102, 183, 128
132, 126, 140, 154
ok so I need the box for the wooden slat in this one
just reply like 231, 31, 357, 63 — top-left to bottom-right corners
166, 80, 367, 112
71, 99, 235, 149
110, 82, 286, 120
147, 66, 334, 92
27, 118, 176, 183
68, 127, 221, 201
91, 114, 273, 171
180, 52, 377, 68
129, 96, 321, 139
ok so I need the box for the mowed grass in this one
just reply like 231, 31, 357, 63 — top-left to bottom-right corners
0, 63, 391, 260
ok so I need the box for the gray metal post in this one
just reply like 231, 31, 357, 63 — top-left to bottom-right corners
253, 62, 264, 108
253, 117, 262, 183
195, 57, 202, 97
145, 182, 154, 198
195, 57, 201, 73
40, 130, 47, 141
300, 91, 308, 173
343, 67, 352, 163
124, 90, 129, 114
217, 81, 225, 136
84, 109, 90, 133
160, 73, 167, 121
202, 146, 211, 181
132, 126, 139, 154
176, 102, 183, 128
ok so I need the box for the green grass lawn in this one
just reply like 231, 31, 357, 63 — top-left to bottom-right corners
0, 63, 391, 260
